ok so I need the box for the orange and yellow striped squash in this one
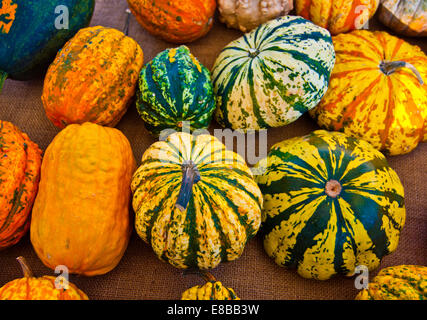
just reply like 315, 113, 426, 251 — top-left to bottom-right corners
126, 0, 216, 43
0, 121, 42, 250
310, 30, 427, 155
181, 272, 240, 300
295, 0, 380, 35
0, 257, 88, 300
30, 123, 136, 276
356, 265, 427, 300
42, 26, 144, 128
131, 132, 263, 270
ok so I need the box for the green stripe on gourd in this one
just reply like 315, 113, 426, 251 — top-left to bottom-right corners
136, 46, 216, 136
212, 15, 335, 131
255, 130, 406, 280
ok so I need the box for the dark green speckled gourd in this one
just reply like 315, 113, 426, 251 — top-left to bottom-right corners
0, 0, 94, 92
136, 45, 216, 136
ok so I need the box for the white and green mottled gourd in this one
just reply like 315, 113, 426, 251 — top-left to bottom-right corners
212, 15, 335, 131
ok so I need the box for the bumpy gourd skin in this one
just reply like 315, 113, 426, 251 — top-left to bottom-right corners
0, 121, 42, 250
42, 26, 144, 128
182, 281, 240, 300
212, 15, 335, 131
136, 46, 215, 136
296, 0, 380, 34
0, 276, 88, 300
30, 123, 136, 276
255, 130, 405, 280
126, 0, 216, 43
131, 132, 263, 270
356, 265, 427, 300
310, 30, 427, 155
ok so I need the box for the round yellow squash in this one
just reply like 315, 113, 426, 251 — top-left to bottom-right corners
131, 132, 263, 270
310, 30, 427, 155
30, 123, 136, 276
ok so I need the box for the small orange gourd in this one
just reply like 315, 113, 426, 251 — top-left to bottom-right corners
0, 257, 88, 300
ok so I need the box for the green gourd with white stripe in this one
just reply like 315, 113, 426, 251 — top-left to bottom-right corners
212, 15, 335, 131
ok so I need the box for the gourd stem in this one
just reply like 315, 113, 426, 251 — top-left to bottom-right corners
124, 9, 131, 36
379, 60, 424, 85
0, 70, 7, 94
16, 256, 34, 278
175, 161, 200, 212
200, 270, 217, 283
325, 180, 342, 198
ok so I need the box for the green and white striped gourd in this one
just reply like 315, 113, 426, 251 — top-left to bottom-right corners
212, 15, 335, 131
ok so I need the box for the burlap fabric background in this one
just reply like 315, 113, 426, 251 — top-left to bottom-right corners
0, 0, 426, 300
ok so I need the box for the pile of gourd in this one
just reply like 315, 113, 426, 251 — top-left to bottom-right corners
0, 0, 426, 301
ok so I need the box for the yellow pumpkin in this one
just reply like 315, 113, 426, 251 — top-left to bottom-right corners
310, 30, 427, 155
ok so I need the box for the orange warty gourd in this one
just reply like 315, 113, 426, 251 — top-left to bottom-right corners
42, 26, 144, 128
126, 0, 216, 43
295, 0, 380, 35
0, 121, 42, 250
30, 123, 136, 276
0, 257, 88, 300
